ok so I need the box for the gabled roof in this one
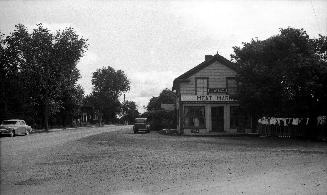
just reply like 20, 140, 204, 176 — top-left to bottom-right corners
172, 54, 239, 90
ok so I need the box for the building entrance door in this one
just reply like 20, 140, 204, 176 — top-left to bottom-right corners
211, 107, 224, 132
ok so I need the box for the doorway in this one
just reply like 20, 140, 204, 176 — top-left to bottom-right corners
211, 106, 224, 132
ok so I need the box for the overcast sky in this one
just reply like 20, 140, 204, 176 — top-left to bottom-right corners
1, 0, 326, 113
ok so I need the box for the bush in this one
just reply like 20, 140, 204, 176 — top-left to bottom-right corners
145, 110, 176, 131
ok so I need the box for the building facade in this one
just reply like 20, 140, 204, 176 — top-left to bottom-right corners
173, 54, 252, 135
78, 106, 99, 125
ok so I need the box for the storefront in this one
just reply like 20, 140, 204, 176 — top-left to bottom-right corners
173, 54, 252, 134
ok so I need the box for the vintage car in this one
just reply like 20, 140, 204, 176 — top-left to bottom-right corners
133, 118, 150, 133
0, 119, 32, 137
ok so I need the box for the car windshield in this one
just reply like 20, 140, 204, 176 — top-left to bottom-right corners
135, 118, 146, 123
2, 121, 18, 125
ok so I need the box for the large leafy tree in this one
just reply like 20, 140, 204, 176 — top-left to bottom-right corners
120, 100, 140, 124
147, 88, 176, 111
145, 88, 177, 130
57, 84, 85, 127
232, 27, 327, 118
1, 33, 19, 121
0, 26, 31, 123
91, 66, 130, 124
1, 24, 88, 129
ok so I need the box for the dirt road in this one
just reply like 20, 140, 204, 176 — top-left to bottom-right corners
0, 125, 124, 193
1, 126, 327, 194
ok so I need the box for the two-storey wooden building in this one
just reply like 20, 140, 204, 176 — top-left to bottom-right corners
173, 54, 252, 135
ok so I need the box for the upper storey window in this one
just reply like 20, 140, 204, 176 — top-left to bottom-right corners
226, 77, 237, 95
196, 78, 208, 95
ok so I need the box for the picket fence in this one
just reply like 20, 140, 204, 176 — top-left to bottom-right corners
257, 117, 326, 139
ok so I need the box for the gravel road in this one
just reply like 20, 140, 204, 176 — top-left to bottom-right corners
1, 126, 327, 194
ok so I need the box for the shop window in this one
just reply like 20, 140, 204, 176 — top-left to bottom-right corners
226, 77, 237, 95
183, 106, 206, 128
230, 106, 251, 129
196, 78, 208, 95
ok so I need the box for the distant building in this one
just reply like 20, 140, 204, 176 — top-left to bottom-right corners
79, 106, 99, 125
172, 54, 252, 135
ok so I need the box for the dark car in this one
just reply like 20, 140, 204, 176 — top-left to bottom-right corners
133, 118, 150, 133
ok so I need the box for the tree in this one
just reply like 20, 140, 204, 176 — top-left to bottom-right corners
0, 27, 29, 123
1, 24, 88, 129
57, 84, 85, 127
231, 27, 327, 119
0, 33, 6, 121
145, 88, 177, 130
120, 100, 140, 124
91, 66, 130, 124
147, 88, 176, 111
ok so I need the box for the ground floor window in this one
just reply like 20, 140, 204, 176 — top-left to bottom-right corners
230, 106, 251, 129
183, 106, 206, 128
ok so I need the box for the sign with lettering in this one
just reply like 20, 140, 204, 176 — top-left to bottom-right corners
181, 95, 236, 102
161, 104, 175, 111
208, 88, 227, 93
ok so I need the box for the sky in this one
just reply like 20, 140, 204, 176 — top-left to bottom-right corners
1, 0, 326, 113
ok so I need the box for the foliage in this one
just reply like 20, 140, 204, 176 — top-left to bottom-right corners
145, 88, 177, 130
0, 24, 88, 129
57, 84, 85, 127
231, 27, 327, 118
0, 31, 24, 122
147, 88, 176, 111
90, 66, 130, 124
142, 110, 176, 130
120, 100, 140, 124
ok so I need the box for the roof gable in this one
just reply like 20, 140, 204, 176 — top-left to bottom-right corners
173, 54, 239, 90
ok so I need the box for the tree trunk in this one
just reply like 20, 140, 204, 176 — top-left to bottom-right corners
99, 112, 103, 127
307, 115, 317, 139
44, 102, 49, 130
0, 80, 8, 120
61, 110, 66, 128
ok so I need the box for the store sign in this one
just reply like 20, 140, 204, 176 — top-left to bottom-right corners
208, 88, 227, 93
161, 104, 175, 111
181, 95, 236, 102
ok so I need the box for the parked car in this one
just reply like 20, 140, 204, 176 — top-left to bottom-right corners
133, 118, 150, 133
0, 119, 32, 137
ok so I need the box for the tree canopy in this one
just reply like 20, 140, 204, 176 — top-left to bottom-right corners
147, 88, 176, 111
0, 24, 88, 129
232, 27, 327, 117
120, 100, 140, 124
90, 66, 130, 123
144, 88, 177, 130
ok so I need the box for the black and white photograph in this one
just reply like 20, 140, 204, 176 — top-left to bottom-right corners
0, 0, 327, 194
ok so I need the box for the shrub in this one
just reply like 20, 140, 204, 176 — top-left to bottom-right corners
146, 110, 176, 131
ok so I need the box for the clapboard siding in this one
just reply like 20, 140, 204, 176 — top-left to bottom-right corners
180, 61, 237, 95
